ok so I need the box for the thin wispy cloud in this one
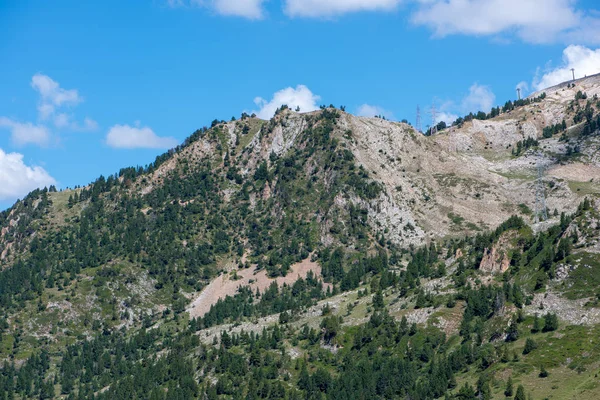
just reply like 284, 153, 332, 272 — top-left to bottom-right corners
106, 123, 179, 149
0, 118, 51, 147
0, 75, 99, 149
460, 84, 495, 115
432, 83, 497, 125
31, 74, 82, 120
356, 104, 395, 120
168, 0, 267, 19
30, 74, 98, 131
284, 0, 401, 18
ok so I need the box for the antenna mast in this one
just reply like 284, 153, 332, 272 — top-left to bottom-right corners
534, 161, 548, 223
517, 88, 521, 100
416, 105, 422, 132
571, 68, 576, 81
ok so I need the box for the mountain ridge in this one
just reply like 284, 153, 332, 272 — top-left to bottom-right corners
0, 75, 599, 399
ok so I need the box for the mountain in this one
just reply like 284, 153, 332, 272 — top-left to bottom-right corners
0, 75, 599, 399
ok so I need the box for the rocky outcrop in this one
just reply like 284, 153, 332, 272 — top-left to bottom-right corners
479, 246, 510, 274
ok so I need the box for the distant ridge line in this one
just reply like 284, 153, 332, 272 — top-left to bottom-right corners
528, 71, 600, 99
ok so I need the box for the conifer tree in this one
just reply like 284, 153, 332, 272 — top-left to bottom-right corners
505, 376, 514, 397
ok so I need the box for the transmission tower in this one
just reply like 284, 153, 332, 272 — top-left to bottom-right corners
416, 105, 422, 132
534, 161, 548, 223
429, 104, 438, 135
571, 68, 575, 81
516, 88, 521, 100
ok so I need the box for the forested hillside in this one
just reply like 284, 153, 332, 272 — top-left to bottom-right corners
0, 76, 600, 399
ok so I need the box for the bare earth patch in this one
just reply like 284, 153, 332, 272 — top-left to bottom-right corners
187, 257, 330, 319
549, 163, 600, 182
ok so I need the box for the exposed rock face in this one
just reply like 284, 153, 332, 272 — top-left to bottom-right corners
262, 183, 272, 200
3, 76, 599, 266
479, 246, 510, 274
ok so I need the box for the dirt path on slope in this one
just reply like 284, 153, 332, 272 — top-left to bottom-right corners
187, 257, 331, 319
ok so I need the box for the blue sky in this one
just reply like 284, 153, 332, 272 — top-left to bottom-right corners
1, 0, 600, 209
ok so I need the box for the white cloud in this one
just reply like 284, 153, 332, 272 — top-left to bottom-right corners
411, 0, 599, 45
53, 113, 99, 131
356, 104, 395, 119
460, 84, 495, 113
82, 117, 99, 131
31, 74, 81, 120
533, 45, 600, 90
23, 73, 98, 135
211, 0, 265, 19
0, 117, 51, 147
284, 0, 400, 18
54, 113, 70, 129
166, 0, 600, 45
253, 85, 320, 119
171, 0, 266, 19
0, 148, 55, 201
429, 83, 496, 126
38, 103, 55, 120
106, 124, 178, 149
437, 111, 459, 125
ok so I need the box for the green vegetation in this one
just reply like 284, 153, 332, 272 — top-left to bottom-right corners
512, 137, 539, 157
0, 105, 599, 399
542, 120, 567, 138
449, 93, 547, 128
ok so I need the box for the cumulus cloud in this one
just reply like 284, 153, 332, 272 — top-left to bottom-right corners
411, 0, 599, 45
0, 148, 56, 201
533, 45, 600, 90
170, 0, 266, 19
253, 85, 320, 119
356, 104, 395, 119
460, 84, 496, 114
0, 117, 51, 147
284, 0, 400, 18
106, 123, 178, 149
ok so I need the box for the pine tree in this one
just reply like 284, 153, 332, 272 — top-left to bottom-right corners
543, 313, 559, 332
506, 319, 519, 342
514, 385, 526, 400
504, 376, 514, 397
532, 313, 542, 333
456, 383, 477, 400
297, 363, 310, 391
373, 290, 384, 309
523, 338, 537, 355
477, 375, 492, 400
